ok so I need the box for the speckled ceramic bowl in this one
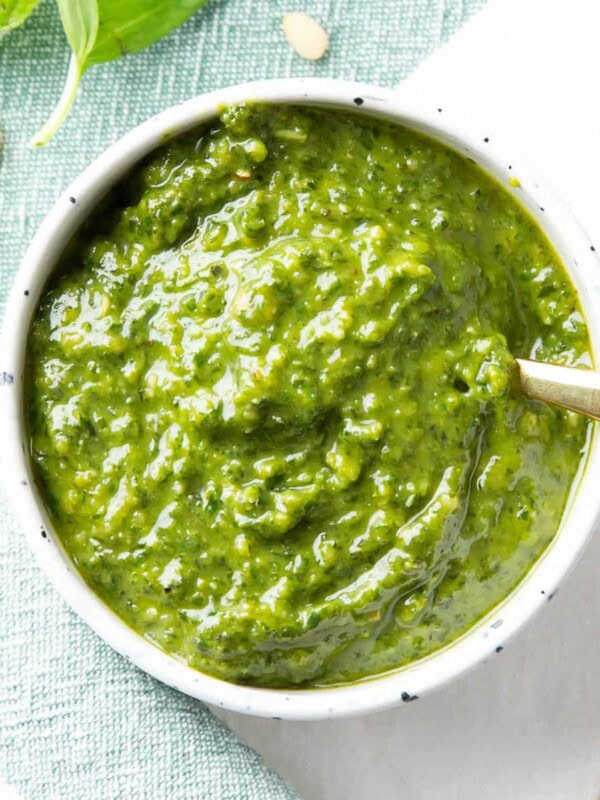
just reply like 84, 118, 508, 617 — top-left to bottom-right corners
1, 79, 599, 720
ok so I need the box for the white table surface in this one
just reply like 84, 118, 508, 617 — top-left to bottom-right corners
216, 1, 600, 797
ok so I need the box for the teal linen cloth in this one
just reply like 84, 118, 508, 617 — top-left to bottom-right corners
0, 1, 484, 797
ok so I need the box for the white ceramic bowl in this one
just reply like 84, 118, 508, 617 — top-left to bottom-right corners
1, 79, 599, 720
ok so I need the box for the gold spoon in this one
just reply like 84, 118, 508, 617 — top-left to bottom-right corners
517, 359, 600, 420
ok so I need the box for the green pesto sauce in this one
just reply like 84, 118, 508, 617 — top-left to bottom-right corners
27, 104, 591, 687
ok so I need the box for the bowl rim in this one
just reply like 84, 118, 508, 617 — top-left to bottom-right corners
2, 77, 600, 720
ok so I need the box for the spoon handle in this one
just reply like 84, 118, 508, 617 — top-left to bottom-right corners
516, 358, 600, 420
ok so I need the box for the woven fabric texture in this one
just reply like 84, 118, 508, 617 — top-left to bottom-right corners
0, 1, 484, 798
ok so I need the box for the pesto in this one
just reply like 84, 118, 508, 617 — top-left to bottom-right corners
27, 105, 591, 687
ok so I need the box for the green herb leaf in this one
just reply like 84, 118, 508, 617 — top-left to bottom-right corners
30, 0, 210, 147
0, 0, 41, 36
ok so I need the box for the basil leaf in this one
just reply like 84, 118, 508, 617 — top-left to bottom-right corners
30, 0, 210, 147
58, 0, 99, 62
88, 1, 211, 64
0, 0, 41, 36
